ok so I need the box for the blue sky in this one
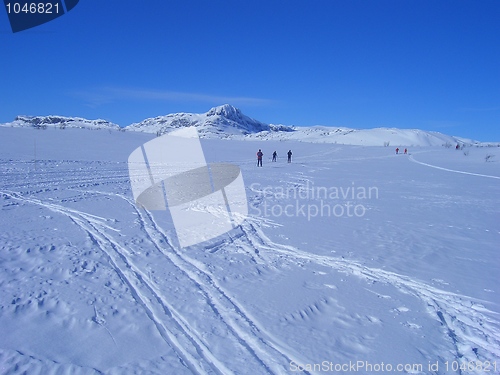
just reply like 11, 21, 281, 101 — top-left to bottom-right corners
1, 0, 499, 141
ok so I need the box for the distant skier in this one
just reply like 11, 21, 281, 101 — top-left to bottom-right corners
272, 151, 277, 162
404, 148, 407, 154
257, 149, 263, 167
395, 148, 399, 154
287, 150, 292, 163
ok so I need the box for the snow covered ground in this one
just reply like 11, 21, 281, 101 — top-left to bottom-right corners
0, 127, 499, 374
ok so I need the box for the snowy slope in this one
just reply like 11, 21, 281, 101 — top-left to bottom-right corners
0, 115, 120, 130
0, 126, 499, 374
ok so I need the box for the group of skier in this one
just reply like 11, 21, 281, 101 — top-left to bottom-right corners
258, 147, 409, 166
256, 149, 292, 167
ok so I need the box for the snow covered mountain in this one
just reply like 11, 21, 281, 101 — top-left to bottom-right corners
1, 115, 120, 130
0, 105, 489, 146
126, 104, 275, 138
125, 104, 475, 147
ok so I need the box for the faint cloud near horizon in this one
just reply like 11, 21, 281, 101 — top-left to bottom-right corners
71, 86, 276, 108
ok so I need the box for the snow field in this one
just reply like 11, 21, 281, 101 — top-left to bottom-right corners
0, 127, 499, 374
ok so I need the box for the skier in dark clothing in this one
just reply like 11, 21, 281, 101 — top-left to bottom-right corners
272, 151, 277, 162
257, 149, 263, 167
287, 150, 292, 163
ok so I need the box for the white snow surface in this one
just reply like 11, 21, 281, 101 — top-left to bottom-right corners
0, 126, 499, 374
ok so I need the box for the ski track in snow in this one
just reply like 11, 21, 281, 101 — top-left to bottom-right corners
110, 192, 314, 375
237, 222, 500, 372
0, 189, 314, 375
409, 154, 500, 180
0, 190, 226, 375
3, 186, 499, 374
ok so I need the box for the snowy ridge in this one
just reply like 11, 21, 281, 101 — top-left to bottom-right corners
2, 105, 496, 146
250, 125, 474, 147
125, 104, 484, 146
1, 115, 120, 130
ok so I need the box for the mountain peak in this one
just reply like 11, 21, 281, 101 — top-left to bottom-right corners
126, 105, 272, 137
206, 104, 243, 120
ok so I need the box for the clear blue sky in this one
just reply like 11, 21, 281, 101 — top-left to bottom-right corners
1, 0, 499, 141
